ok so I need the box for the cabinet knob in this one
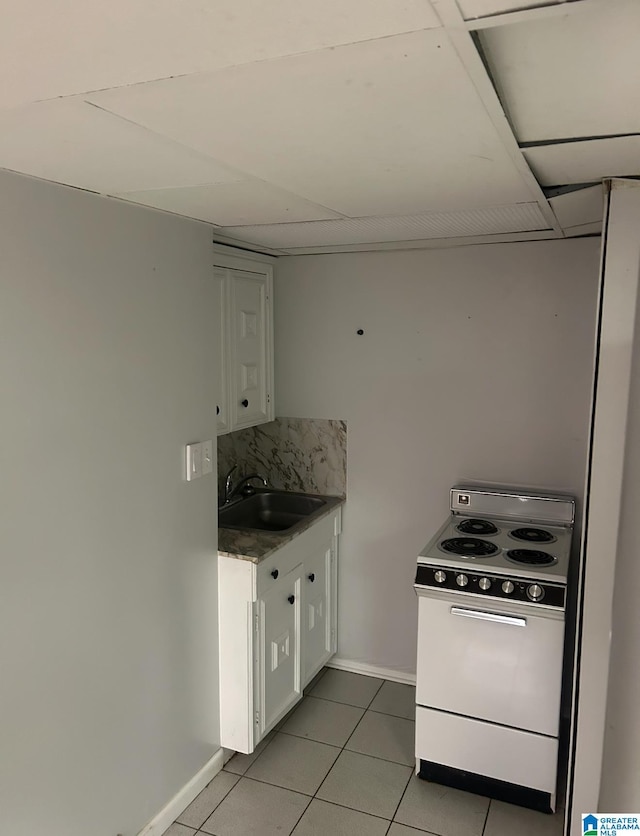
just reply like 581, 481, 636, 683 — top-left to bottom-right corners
241, 399, 249, 408
288, 595, 295, 605
216, 405, 220, 415
271, 569, 279, 579
308, 573, 315, 582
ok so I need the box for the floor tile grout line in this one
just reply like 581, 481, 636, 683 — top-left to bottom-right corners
389, 767, 414, 823
294, 692, 370, 711
223, 728, 278, 776
285, 786, 314, 836
301, 687, 417, 720
298, 794, 396, 824
364, 676, 386, 709
481, 797, 492, 836
303, 691, 383, 711
277, 725, 415, 768
309, 675, 407, 712
177, 769, 241, 829
268, 727, 344, 755
234, 773, 397, 828
238, 767, 327, 799
368, 706, 416, 721
341, 700, 371, 750
311, 732, 344, 804
309, 699, 351, 803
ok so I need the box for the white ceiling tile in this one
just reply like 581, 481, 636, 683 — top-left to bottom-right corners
219, 203, 550, 248
0, 0, 440, 108
0, 99, 242, 193
549, 185, 604, 229
89, 30, 536, 218
480, 0, 640, 141
523, 136, 640, 186
116, 181, 342, 226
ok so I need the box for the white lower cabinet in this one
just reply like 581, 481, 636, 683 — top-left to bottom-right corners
218, 509, 340, 754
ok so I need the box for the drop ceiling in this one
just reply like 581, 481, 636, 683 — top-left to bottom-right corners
0, 0, 637, 254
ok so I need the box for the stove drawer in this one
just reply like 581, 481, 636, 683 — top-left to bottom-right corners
415, 705, 558, 795
416, 593, 564, 737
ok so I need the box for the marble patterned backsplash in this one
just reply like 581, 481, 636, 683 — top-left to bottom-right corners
218, 417, 347, 500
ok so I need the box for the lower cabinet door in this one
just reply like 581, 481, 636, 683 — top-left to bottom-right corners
256, 566, 302, 737
303, 541, 333, 684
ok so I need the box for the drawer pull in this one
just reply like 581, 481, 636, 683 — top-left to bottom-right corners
241, 399, 249, 408
308, 573, 315, 582
288, 595, 295, 605
271, 569, 279, 579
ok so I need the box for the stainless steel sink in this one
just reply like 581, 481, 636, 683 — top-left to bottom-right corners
218, 490, 326, 532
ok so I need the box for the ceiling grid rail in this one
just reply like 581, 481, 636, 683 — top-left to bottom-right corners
430, 0, 564, 236
460, 0, 610, 31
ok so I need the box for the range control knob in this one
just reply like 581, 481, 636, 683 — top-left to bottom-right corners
434, 570, 447, 584
502, 580, 515, 595
527, 583, 545, 602
478, 577, 491, 591
456, 574, 469, 588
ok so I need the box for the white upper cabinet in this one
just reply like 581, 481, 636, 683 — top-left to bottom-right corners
230, 270, 271, 429
214, 247, 274, 435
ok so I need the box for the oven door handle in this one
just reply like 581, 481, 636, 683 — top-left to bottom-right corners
450, 606, 527, 627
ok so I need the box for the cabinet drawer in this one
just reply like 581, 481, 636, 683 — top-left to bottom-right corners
257, 549, 303, 597
256, 513, 338, 597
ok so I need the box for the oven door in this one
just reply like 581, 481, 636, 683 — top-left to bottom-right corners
415, 588, 565, 737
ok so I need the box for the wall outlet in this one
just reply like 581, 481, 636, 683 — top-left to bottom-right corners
185, 442, 202, 481
202, 440, 213, 475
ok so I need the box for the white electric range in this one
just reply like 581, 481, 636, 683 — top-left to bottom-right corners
414, 485, 575, 814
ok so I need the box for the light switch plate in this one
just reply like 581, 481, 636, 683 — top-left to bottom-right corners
202, 440, 213, 476
185, 442, 202, 481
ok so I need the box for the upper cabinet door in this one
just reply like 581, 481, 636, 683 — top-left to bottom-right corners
214, 266, 230, 435
230, 269, 272, 430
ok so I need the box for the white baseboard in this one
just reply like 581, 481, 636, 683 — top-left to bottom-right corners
137, 747, 225, 836
327, 657, 416, 686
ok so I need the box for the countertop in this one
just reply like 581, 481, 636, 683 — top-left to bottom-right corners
218, 494, 344, 564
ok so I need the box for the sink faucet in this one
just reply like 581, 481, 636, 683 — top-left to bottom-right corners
223, 465, 238, 504
223, 466, 268, 504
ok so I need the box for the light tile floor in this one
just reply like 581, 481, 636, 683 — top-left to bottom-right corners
167, 668, 565, 836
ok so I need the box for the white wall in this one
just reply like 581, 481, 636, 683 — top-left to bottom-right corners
0, 170, 219, 836
275, 240, 600, 676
